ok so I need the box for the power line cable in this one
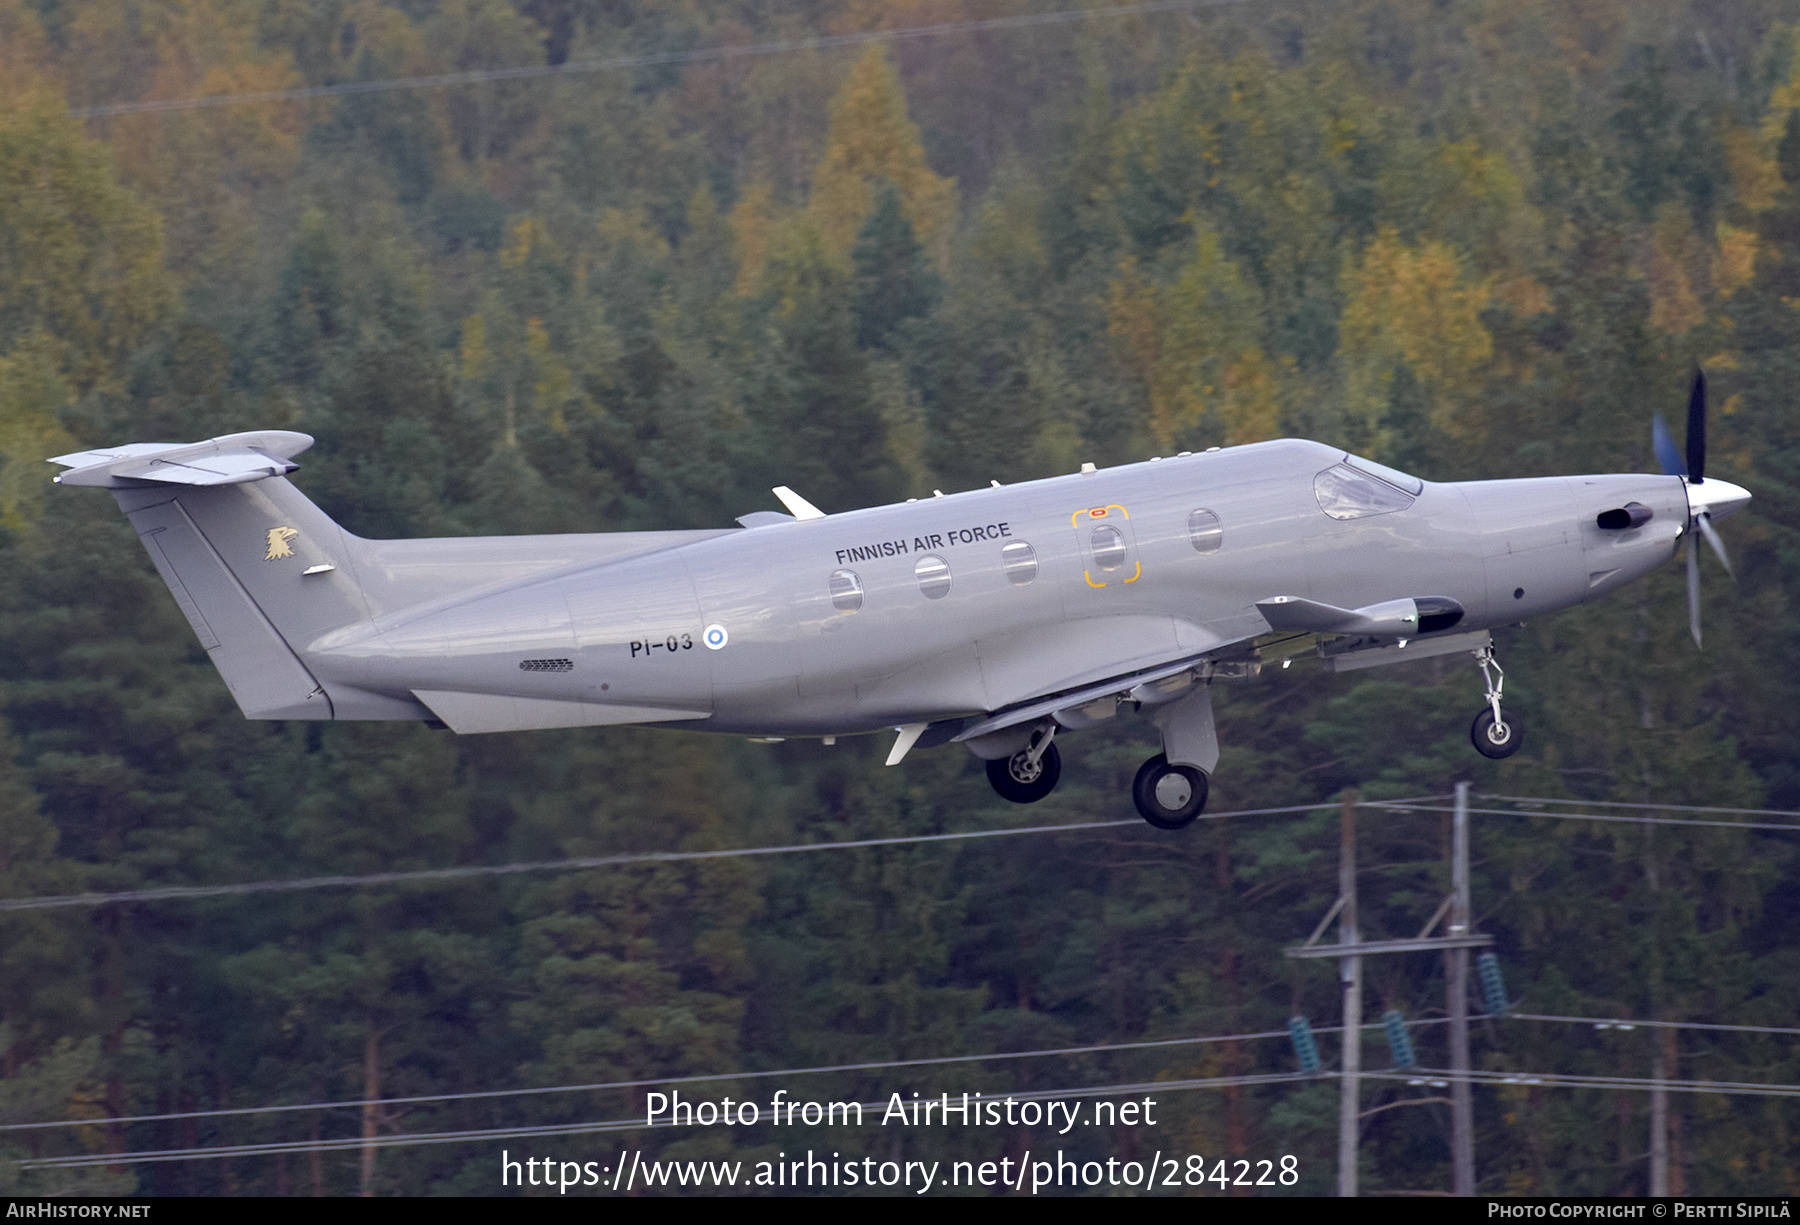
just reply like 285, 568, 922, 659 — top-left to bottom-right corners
26, 790, 1797, 915
68, 0, 1256, 118
16, 1071, 1319, 1169
1380, 802, 1800, 834
24, 1010, 1799, 1137
0, 1024, 1312, 1133
1364, 1068, 1800, 1099
0, 799, 1420, 914
1480, 794, 1800, 819
1509, 1013, 1800, 1037
31, 1059, 1800, 1170
3, 1016, 1454, 1134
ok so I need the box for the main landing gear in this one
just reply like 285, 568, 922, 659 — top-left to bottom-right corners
978, 680, 1219, 830
986, 725, 1062, 803
1132, 754, 1209, 829
1470, 645, 1522, 759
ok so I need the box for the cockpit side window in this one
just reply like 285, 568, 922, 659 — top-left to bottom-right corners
1314, 464, 1416, 520
1342, 453, 1424, 495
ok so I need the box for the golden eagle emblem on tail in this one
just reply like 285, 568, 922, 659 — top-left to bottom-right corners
264, 527, 298, 560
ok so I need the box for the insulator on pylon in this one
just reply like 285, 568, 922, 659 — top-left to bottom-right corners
1477, 952, 1510, 1016
1288, 1015, 1321, 1073
1383, 1009, 1417, 1069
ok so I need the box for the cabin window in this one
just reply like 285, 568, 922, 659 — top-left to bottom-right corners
1314, 464, 1415, 520
915, 555, 952, 599
829, 569, 864, 613
1090, 525, 1127, 571
1187, 509, 1223, 554
1001, 541, 1038, 586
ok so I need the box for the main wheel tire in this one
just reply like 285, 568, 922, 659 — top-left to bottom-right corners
1471, 707, 1523, 759
1132, 753, 1209, 829
987, 741, 1062, 803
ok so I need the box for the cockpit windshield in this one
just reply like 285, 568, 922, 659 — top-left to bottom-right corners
1342, 453, 1425, 495
1314, 463, 1416, 520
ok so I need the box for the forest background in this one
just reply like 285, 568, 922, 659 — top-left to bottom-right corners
0, 0, 1798, 1197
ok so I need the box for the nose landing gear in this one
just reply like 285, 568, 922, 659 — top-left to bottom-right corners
1470, 645, 1522, 759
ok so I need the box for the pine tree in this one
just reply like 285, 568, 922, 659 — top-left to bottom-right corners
850, 179, 941, 352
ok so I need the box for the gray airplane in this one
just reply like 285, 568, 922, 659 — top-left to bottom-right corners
50, 376, 1747, 830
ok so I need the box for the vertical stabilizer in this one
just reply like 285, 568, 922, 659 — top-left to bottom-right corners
121, 491, 332, 720
52, 432, 406, 721
110, 476, 428, 721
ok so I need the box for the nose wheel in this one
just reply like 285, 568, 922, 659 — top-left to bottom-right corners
986, 727, 1062, 803
1470, 646, 1522, 759
1132, 754, 1209, 829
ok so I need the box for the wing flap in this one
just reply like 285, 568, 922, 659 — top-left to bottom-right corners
952, 612, 1267, 745
952, 651, 1220, 745
412, 690, 710, 735
1325, 628, 1490, 672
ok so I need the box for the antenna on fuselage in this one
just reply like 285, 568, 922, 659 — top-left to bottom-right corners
771, 486, 827, 520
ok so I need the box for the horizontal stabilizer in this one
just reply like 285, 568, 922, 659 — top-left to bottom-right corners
413, 690, 710, 735
50, 431, 313, 488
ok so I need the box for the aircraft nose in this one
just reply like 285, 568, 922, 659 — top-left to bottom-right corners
1688, 478, 1751, 522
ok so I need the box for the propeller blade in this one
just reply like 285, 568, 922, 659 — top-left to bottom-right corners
1653, 413, 1686, 477
1695, 511, 1734, 579
1688, 540, 1702, 648
1686, 368, 1707, 484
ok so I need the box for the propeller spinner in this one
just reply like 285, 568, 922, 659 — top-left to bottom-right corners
1653, 370, 1750, 646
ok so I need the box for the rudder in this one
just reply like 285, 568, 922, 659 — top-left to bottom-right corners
123, 491, 333, 719
54, 431, 384, 721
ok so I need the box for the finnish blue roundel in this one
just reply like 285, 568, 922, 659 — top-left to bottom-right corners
703, 624, 729, 650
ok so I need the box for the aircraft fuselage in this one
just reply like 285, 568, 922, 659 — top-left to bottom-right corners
306, 439, 1690, 736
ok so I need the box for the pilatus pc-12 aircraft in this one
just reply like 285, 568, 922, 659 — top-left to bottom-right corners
52, 375, 1747, 830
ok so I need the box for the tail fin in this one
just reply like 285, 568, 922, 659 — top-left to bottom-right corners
52, 432, 391, 721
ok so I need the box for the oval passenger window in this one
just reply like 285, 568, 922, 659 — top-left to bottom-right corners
915, 555, 952, 600
828, 569, 864, 613
1091, 525, 1126, 571
1001, 541, 1037, 586
1188, 509, 1222, 554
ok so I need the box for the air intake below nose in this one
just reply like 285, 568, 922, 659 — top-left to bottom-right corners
1415, 596, 1465, 634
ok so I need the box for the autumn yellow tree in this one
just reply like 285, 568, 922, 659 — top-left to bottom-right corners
1339, 227, 1493, 451
1108, 224, 1281, 451
0, 94, 173, 527
809, 45, 956, 268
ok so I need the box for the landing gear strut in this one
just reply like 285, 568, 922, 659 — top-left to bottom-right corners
1133, 754, 1210, 829
986, 725, 1061, 803
1470, 645, 1522, 759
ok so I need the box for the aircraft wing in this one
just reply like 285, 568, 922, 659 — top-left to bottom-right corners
949, 608, 1274, 748
950, 649, 1232, 745
412, 691, 709, 735
947, 595, 1486, 749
